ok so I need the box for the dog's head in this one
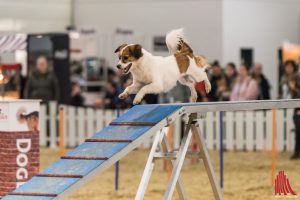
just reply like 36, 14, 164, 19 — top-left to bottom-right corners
114, 44, 143, 74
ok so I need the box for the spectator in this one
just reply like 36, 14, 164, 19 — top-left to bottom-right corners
105, 81, 118, 109
25, 56, 59, 103
70, 82, 85, 107
94, 97, 105, 109
279, 60, 299, 99
230, 64, 259, 101
105, 73, 132, 109
252, 63, 271, 100
218, 62, 237, 101
208, 60, 223, 101
287, 76, 300, 160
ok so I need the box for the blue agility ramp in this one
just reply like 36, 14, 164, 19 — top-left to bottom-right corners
4, 104, 185, 200
6, 100, 297, 200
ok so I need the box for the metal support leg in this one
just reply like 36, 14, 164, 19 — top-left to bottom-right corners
164, 125, 192, 200
191, 123, 223, 200
135, 131, 164, 200
161, 135, 187, 200
136, 115, 222, 200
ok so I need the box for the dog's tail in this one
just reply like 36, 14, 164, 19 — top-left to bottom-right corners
166, 28, 193, 55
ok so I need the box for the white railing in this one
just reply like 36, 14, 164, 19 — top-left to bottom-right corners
197, 110, 295, 151
40, 102, 119, 148
40, 102, 295, 151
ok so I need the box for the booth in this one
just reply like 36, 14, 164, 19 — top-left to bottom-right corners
0, 100, 40, 198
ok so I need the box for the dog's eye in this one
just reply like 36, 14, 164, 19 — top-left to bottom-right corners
123, 56, 128, 60
118, 56, 121, 60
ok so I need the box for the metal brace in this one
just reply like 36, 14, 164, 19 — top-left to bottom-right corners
135, 114, 223, 200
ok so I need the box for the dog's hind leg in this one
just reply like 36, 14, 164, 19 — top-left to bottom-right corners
202, 72, 211, 94
133, 83, 163, 105
179, 75, 197, 102
189, 67, 211, 94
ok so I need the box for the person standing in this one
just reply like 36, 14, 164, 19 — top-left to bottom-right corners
252, 63, 271, 100
230, 64, 259, 101
218, 62, 237, 101
208, 60, 223, 101
279, 60, 298, 99
287, 76, 300, 160
25, 56, 59, 103
70, 82, 85, 107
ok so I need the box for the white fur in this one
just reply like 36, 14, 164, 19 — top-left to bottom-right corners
118, 29, 211, 104
166, 28, 185, 54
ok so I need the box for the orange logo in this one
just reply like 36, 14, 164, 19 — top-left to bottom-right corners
274, 171, 296, 196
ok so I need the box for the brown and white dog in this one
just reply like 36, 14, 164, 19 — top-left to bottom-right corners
115, 28, 211, 104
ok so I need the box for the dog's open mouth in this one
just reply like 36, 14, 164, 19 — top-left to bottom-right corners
121, 63, 132, 74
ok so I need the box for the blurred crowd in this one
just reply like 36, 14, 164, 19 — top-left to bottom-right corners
24, 56, 300, 159
25, 56, 158, 109
203, 60, 300, 104
200, 61, 271, 102
203, 59, 300, 160
25, 56, 300, 107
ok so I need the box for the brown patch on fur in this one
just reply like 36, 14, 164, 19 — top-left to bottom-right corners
175, 42, 194, 73
175, 41, 208, 73
119, 44, 143, 63
114, 44, 127, 53
194, 55, 207, 68
175, 53, 190, 73
178, 41, 193, 56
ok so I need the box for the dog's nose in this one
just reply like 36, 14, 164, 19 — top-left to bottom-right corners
116, 64, 121, 69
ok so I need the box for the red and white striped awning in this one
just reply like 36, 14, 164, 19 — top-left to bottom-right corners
0, 34, 27, 53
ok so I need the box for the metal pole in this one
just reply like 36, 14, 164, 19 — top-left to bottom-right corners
219, 111, 224, 189
115, 107, 120, 192
115, 83, 122, 192
115, 160, 119, 192
161, 135, 187, 200
164, 127, 192, 200
59, 107, 65, 156
135, 131, 165, 199
192, 123, 223, 200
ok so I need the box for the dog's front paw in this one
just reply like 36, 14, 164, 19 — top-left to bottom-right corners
205, 81, 212, 94
133, 94, 143, 104
133, 93, 144, 105
118, 92, 129, 99
133, 98, 142, 105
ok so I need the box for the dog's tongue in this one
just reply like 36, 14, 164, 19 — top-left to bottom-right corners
118, 68, 127, 74
120, 63, 132, 74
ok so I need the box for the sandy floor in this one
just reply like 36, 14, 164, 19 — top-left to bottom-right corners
40, 149, 300, 200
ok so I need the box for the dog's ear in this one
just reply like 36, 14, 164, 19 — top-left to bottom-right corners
114, 44, 127, 53
131, 44, 143, 59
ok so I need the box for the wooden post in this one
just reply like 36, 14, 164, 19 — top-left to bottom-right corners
271, 109, 277, 186
164, 126, 173, 177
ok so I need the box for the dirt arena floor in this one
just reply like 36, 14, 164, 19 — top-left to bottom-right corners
40, 149, 300, 200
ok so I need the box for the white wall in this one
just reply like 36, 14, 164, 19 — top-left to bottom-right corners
75, 0, 223, 65
222, 0, 300, 98
75, 0, 300, 98
0, 0, 71, 33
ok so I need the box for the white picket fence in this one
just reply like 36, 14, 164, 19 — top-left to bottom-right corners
40, 102, 296, 152
197, 110, 295, 151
